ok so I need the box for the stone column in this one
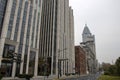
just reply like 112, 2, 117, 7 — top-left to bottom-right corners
12, 44, 18, 77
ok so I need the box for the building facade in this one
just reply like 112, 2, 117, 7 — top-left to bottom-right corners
57, 0, 75, 76
0, 0, 75, 78
0, 0, 42, 77
80, 24, 97, 74
38, 0, 75, 77
75, 46, 86, 75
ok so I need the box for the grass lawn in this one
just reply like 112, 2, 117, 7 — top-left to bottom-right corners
98, 75, 120, 80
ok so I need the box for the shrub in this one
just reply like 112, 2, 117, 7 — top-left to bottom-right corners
65, 73, 70, 76
0, 74, 3, 80
104, 71, 110, 75
17, 74, 33, 80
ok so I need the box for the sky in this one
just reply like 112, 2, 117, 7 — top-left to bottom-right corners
69, 0, 120, 64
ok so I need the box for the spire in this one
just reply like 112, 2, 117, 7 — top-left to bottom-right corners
82, 24, 91, 35
85, 20, 87, 26
85, 23, 87, 27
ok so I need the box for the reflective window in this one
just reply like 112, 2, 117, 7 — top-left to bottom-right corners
0, 0, 7, 37
14, 0, 23, 41
7, 0, 17, 39
31, 10, 36, 47
3, 44, 15, 58
26, 5, 33, 46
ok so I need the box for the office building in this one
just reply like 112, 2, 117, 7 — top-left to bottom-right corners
0, 0, 75, 78
0, 0, 42, 77
38, 0, 75, 77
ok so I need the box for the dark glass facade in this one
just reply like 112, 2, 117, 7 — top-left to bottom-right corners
26, 5, 33, 46
7, 0, 17, 39
0, 0, 7, 37
14, 0, 23, 41
31, 10, 36, 48
19, 1, 28, 73
0, 0, 43, 77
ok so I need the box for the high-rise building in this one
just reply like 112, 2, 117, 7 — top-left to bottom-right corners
0, 0, 75, 78
0, 0, 42, 77
38, 0, 75, 77
80, 24, 97, 74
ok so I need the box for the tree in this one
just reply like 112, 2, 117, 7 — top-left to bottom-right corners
115, 57, 120, 75
102, 62, 111, 72
108, 65, 117, 75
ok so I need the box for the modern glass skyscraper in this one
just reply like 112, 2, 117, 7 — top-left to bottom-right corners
0, 0, 7, 37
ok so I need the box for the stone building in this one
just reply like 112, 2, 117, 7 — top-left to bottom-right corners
80, 24, 97, 74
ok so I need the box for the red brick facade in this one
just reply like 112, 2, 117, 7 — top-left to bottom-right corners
75, 46, 86, 75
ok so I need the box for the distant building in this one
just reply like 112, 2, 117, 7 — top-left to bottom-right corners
80, 24, 97, 74
75, 46, 86, 75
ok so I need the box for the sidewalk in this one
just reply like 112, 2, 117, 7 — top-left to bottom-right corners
56, 74, 93, 80
58, 75, 81, 80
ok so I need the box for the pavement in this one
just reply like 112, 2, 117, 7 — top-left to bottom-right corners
59, 72, 102, 80
1, 72, 102, 80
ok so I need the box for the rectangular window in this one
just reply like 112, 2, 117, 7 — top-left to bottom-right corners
3, 44, 15, 58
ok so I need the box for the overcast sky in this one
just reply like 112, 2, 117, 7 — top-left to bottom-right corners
69, 0, 120, 64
